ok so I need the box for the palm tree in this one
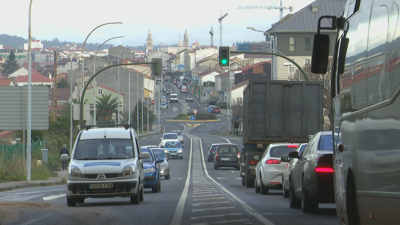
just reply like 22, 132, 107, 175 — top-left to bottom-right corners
95, 94, 122, 123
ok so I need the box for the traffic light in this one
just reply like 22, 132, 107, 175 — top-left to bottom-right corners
219, 46, 230, 67
151, 58, 162, 79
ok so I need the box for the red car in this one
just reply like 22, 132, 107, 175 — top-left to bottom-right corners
211, 106, 220, 114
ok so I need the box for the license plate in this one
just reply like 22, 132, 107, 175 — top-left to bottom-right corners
221, 158, 230, 161
90, 183, 113, 189
249, 165, 256, 169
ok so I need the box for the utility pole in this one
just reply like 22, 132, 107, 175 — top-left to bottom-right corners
53, 50, 58, 122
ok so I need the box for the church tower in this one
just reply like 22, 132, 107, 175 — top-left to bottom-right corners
146, 30, 153, 54
183, 29, 189, 47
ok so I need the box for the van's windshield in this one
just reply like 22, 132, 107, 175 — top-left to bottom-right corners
73, 139, 135, 160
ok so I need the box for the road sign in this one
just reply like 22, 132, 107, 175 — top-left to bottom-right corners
210, 91, 214, 96
190, 116, 195, 120
206, 90, 210, 94
192, 109, 199, 115
151, 100, 155, 105
208, 108, 212, 113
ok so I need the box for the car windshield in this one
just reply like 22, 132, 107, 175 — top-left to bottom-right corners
141, 148, 154, 162
152, 149, 167, 159
163, 134, 177, 139
211, 145, 219, 151
165, 141, 181, 148
318, 135, 334, 151
172, 131, 182, 135
269, 146, 298, 158
217, 145, 238, 153
73, 139, 135, 160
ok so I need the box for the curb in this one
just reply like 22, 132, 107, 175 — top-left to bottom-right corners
165, 119, 220, 122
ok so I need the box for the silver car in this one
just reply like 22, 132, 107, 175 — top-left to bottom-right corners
281, 143, 307, 198
151, 148, 171, 179
67, 126, 150, 206
171, 130, 184, 143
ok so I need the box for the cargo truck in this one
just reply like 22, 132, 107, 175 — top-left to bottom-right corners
240, 80, 324, 187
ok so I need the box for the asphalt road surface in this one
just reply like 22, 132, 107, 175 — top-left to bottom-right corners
0, 81, 338, 225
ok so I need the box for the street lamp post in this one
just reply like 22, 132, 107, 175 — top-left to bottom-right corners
27, 0, 33, 182
81, 22, 122, 124
93, 36, 125, 125
247, 26, 278, 80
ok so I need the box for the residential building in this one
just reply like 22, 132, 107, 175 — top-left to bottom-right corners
147, 50, 173, 71
266, 0, 346, 80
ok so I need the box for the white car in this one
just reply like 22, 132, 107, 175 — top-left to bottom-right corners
169, 94, 178, 103
281, 143, 307, 198
66, 126, 150, 206
254, 143, 299, 195
159, 133, 180, 148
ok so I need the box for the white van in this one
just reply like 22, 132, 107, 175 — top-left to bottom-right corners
66, 126, 149, 206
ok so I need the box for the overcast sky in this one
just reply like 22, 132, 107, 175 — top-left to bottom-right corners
3, 0, 316, 48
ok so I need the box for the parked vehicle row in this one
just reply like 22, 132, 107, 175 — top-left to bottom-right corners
244, 131, 335, 214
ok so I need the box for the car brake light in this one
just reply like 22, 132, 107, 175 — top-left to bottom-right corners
248, 160, 258, 165
266, 159, 281, 164
315, 167, 334, 173
286, 164, 289, 169
287, 145, 298, 148
237, 152, 240, 159
216, 152, 219, 160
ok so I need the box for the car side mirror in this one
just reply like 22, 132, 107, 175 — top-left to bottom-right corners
140, 152, 150, 159
288, 151, 299, 159
281, 157, 290, 162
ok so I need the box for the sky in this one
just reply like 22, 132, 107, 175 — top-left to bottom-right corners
3, 0, 316, 49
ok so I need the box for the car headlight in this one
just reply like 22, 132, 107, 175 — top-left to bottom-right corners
69, 167, 81, 177
177, 149, 182, 153
144, 168, 156, 173
122, 165, 135, 176
160, 163, 167, 171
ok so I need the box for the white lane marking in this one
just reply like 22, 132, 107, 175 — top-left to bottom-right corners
171, 178, 183, 180
192, 201, 229, 206
42, 194, 66, 201
170, 129, 193, 225
192, 219, 250, 225
192, 194, 222, 198
216, 177, 227, 179
192, 197, 226, 201
191, 206, 235, 212
198, 138, 275, 225
191, 213, 243, 220
236, 178, 242, 179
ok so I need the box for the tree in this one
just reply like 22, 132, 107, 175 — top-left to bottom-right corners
57, 78, 69, 88
292, 59, 333, 129
1, 51, 21, 76
95, 94, 122, 124
131, 100, 156, 132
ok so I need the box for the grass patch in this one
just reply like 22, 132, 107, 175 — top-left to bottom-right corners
173, 113, 217, 120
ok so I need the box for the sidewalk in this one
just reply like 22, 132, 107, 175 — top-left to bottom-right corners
0, 126, 163, 192
0, 169, 68, 192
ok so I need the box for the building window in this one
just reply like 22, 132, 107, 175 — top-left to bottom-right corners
289, 37, 295, 52
97, 88, 103, 95
304, 37, 311, 52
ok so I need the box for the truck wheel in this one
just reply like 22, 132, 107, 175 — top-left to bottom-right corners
245, 176, 254, 188
289, 178, 301, 208
301, 181, 318, 213
347, 172, 360, 225
67, 196, 76, 207
255, 179, 260, 193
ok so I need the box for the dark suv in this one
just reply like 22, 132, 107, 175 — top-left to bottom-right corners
213, 143, 239, 170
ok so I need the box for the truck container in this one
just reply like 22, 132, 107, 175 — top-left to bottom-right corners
240, 80, 323, 187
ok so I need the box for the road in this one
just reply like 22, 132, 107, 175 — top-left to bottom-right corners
0, 81, 338, 225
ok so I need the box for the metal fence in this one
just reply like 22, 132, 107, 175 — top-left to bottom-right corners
0, 140, 45, 167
